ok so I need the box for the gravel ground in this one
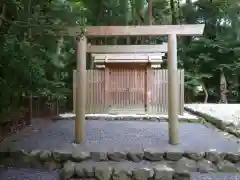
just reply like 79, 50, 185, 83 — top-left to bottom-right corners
0, 168, 240, 180
185, 104, 240, 128
0, 168, 60, 180
0, 119, 239, 152
191, 173, 240, 180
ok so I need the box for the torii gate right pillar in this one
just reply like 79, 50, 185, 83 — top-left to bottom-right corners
168, 34, 178, 144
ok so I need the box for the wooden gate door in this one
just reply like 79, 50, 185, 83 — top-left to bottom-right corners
107, 66, 146, 114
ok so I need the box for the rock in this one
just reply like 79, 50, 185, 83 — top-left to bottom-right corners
91, 152, 108, 161
132, 168, 154, 180
127, 152, 143, 163
75, 163, 84, 177
8, 149, 27, 158
75, 163, 94, 178
173, 172, 190, 180
184, 152, 205, 161
17, 156, 31, 168
29, 158, 43, 169
39, 150, 51, 161
165, 149, 184, 161
144, 148, 164, 161
29, 149, 41, 157
217, 160, 237, 172
61, 161, 76, 180
52, 149, 72, 162
154, 164, 174, 180
108, 151, 126, 161
84, 166, 95, 177
72, 151, 90, 162
175, 157, 197, 173
95, 165, 112, 180
43, 161, 60, 171
197, 159, 217, 173
235, 131, 240, 138
225, 127, 236, 134
236, 162, 240, 172
112, 167, 132, 180
205, 151, 226, 163
224, 152, 240, 163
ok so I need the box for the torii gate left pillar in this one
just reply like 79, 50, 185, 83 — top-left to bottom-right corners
69, 24, 205, 145
75, 35, 87, 144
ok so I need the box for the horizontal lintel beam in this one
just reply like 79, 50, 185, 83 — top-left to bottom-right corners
87, 44, 168, 53
92, 53, 165, 60
94, 59, 163, 63
67, 24, 205, 37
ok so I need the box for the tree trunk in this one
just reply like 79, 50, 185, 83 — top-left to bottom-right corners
238, 76, 240, 102
202, 82, 208, 103
183, 0, 193, 45
55, 36, 64, 63
219, 70, 228, 103
124, 0, 130, 44
0, 4, 6, 28
148, 0, 152, 25
148, 0, 153, 43
170, 0, 177, 24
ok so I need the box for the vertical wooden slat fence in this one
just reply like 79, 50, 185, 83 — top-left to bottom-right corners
73, 69, 184, 115
86, 70, 105, 113
147, 69, 184, 115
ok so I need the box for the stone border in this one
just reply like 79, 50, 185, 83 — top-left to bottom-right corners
184, 107, 240, 138
52, 114, 201, 123
60, 158, 240, 180
0, 149, 239, 176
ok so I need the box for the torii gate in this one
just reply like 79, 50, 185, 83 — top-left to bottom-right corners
67, 24, 205, 145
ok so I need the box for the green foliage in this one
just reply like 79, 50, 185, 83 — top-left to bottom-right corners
0, 0, 84, 114
0, 0, 240, 117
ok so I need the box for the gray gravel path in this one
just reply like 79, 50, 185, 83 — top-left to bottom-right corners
0, 168, 240, 180
191, 173, 240, 180
0, 168, 60, 180
1, 119, 239, 152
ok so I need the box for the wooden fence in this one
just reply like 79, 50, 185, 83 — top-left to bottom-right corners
73, 69, 184, 115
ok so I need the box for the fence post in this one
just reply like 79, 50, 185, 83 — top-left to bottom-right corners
27, 94, 32, 125
180, 70, 184, 115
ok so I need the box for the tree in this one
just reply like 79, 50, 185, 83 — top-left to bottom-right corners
0, 0, 240, 120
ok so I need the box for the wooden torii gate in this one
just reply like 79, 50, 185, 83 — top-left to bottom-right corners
67, 24, 205, 145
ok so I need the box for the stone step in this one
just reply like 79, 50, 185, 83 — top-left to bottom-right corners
0, 167, 240, 180
1, 149, 240, 173
61, 160, 240, 180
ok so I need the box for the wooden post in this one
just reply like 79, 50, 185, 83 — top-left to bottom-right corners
75, 36, 87, 144
105, 67, 110, 113
28, 93, 32, 125
167, 34, 179, 145
73, 70, 76, 114
180, 70, 185, 115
